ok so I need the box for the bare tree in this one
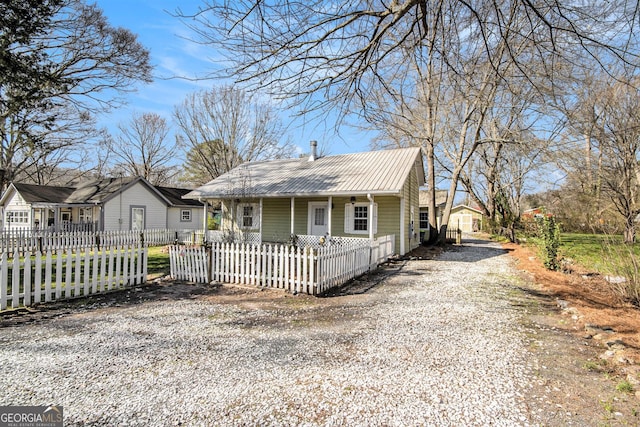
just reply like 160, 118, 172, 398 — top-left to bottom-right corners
596, 78, 640, 243
106, 112, 180, 186
174, 85, 292, 186
181, 1, 638, 108
0, 0, 152, 190
177, 0, 638, 241
175, 1, 640, 244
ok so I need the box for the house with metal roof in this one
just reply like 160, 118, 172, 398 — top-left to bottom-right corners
0, 177, 204, 232
185, 144, 425, 255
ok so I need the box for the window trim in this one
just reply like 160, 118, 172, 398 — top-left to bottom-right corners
344, 202, 378, 235
236, 202, 260, 231
180, 209, 192, 222
419, 211, 429, 230
130, 206, 146, 231
6, 210, 29, 224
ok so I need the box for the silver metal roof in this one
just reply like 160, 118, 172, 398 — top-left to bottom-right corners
185, 147, 424, 199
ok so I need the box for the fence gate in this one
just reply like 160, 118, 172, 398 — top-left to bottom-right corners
168, 245, 209, 283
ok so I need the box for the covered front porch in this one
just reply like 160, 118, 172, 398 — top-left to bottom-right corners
203, 193, 408, 255
4, 204, 101, 232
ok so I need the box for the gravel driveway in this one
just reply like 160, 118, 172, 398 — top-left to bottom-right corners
1, 239, 537, 426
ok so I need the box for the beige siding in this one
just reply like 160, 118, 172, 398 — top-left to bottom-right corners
262, 198, 292, 242
332, 196, 403, 253
103, 182, 167, 230
399, 160, 421, 254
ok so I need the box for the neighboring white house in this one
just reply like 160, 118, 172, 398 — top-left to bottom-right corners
0, 176, 204, 232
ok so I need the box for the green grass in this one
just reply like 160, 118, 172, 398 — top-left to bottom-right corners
616, 380, 634, 393
147, 246, 170, 277
559, 233, 640, 275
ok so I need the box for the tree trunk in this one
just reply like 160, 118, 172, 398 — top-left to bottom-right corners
424, 144, 439, 244
624, 216, 636, 244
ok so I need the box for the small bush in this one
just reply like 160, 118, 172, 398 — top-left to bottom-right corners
536, 215, 561, 270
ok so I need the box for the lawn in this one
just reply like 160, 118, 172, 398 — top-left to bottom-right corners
559, 233, 640, 275
147, 245, 170, 278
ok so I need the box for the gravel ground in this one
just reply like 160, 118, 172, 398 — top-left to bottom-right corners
0, 239, 538, 426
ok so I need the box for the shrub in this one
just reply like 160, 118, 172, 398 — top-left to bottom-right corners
536, 214, 561, 270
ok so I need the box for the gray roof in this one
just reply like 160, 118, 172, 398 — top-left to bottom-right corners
155, 186, 203, 207
3, 177, 203, 207
66, 177, 139, 204
185, 147, 425, 199
12, 183, 76, 204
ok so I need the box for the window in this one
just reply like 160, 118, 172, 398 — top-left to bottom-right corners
131, 207, 145, 231
181, 209, 192, 222
7, 210, 29, 224
242, 206, 253, 227
419, 212, 429, 230
236, 203, 260, 230
314, 207, 326, 226
79, 207, 93, 223
354, 206, 368, 231
344, 203, 378, 234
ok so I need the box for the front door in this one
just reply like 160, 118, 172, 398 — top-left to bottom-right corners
308, 202, 329, 236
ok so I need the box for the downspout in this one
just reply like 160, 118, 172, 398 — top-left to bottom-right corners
400, 197, 405, 255
367, 194, 375, 241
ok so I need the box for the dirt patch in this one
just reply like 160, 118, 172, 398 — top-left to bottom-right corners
504, 241, 640, 424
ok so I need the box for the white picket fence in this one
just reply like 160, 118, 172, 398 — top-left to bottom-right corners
0, 228, 204, 255
168, 235, 396, 295
0, 244, 148, 310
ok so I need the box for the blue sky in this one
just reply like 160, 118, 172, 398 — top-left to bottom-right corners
93, 0, 375, 159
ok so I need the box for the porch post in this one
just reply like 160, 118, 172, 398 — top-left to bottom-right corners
259, 198, 263, 242
202, 200, 208, 232
327, 196, 332, 235
54, 207, 60, 232
290, 197, 295, 235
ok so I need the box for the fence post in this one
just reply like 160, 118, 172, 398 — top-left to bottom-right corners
456, 229, 462, 245
204, 240, 212, 284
